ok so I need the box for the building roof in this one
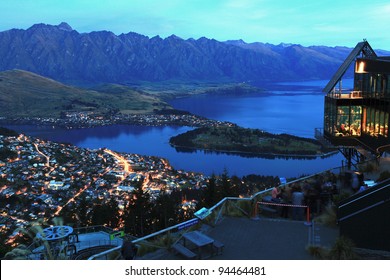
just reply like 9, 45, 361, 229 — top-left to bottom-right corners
323, 41, 377, 93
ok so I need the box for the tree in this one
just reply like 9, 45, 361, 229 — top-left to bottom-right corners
89, 197, 120, 228
217, 168, 232, 200
77, 194, 91, 226
106, 197, 120, 229
151, 190, 179, 231
230, 175, 241, 197
203, 173, 217, 207
0, 232, 13, 258
123, 178, 152, 237
91, 204, 108, 226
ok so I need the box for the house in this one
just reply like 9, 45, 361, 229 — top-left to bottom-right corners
48, 180, 64, 190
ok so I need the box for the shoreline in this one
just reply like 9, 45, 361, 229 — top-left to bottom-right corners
2, 118, 336, 159
170, 143, 339, 159
0, 113, 236, 130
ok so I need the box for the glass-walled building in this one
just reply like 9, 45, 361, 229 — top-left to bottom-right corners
323, 41, 390, 150
324, 102, 363, 137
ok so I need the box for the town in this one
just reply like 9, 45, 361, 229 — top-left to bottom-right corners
0, 127, 209, 253
0, 110, 236, 129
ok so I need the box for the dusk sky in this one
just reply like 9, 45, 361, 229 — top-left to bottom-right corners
2, 0, 390, 49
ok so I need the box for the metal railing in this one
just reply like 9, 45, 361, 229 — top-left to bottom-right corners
73, 225, 115, 235
327, 90, 363, 99
377, 144, 390, 156
338, 178, 390, 222
88, 163, 354, 260
353, 137, 378, 157
76, 238, 122, 249
26, 224, 125, 259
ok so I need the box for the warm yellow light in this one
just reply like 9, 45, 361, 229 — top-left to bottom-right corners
356, 61, 366, 73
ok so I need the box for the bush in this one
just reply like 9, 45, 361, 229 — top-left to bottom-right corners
314, 204, 337, 227
136, 233, 175, 257
332, 191, 352, 205
376, 171, 390, 183
359, 162, 376, 173
226, 200, 251, 217
3, 245, 31, 260
307, 236, 360, 260
328, 236, 359, 260
136, 242, 159, 257
306, 245, 328, 259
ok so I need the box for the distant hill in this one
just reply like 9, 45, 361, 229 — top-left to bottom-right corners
3, 22, 389, 86
0, 70, 170, 118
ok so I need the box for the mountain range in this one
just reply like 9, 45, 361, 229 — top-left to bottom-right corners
2, 22, 388, 86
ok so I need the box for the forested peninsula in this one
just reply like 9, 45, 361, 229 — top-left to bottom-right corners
170, 126, 335, 157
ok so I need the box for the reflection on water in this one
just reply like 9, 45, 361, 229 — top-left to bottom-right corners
5, 124, 343, 179
4, 82, 347, 177
172, 146, 338, 160
170, 93, 324, 137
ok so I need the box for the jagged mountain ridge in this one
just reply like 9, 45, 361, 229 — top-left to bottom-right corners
0, 22, 377, 85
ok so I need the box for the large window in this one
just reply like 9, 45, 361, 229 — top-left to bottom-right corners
334, 105, 362, 136
324, 99, 337, 135
363, 108, 389, 137
350, 106, 362, 136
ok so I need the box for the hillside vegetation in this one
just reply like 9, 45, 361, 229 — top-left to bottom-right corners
170, 126, 334, 156
0, 70, 170, 118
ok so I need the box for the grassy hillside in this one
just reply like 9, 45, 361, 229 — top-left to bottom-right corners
0, 70, 171, 118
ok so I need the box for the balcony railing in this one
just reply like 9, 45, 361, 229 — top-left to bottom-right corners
26, 224, 126, 260
24, 156, 381, 260
88, 160, 376, 260
327, 90, 362, 99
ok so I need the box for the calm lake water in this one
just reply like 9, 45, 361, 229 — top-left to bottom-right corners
5, 81, 346, 178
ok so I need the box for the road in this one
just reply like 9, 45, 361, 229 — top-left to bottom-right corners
33, 143, 50, 167
104, 149, 132, 175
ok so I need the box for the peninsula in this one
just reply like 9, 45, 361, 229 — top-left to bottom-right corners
170, 126, 335, 157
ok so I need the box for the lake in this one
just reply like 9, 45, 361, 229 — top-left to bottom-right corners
5, 81, 346, 178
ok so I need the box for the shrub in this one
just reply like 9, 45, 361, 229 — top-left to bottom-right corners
328, 236, 359, 260
376, 170, 390, 183
358, 162, 376, 173
332, 191, 352, 205
307, 236, 360, 260
306, 245, 328, 260
314, 204, 337, 227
